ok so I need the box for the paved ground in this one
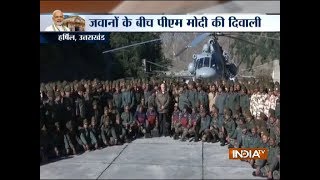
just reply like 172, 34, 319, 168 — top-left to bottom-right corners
40, 137, 265, 179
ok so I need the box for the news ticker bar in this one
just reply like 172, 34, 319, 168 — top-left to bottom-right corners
40, 14, 280, 32
40, 32, 109, 44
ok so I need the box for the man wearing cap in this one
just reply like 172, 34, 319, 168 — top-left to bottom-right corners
222, 108, 237, 148
75, 85, 87, 127
52, 122, 66, 157
253, 134, 280, 179
215, 85, 227, 125
121, 84, 135, 112
239, 86, 250, 114
198, 106, 211, 142
121, 105, 136, 140
80, 119, 98, 151
178, 86, 191, 112
113, 86, 123, 114
209, 105, 221, 143
197, 85, 209, 111
187, 81, 198, 109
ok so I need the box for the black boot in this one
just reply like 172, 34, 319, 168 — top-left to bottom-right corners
173, 134, 179, 140
220, 138, 226, 146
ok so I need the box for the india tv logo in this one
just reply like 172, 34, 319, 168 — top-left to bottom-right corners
229, 148, 268, 160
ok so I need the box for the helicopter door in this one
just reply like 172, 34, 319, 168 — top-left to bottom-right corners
204, 57, 210, 67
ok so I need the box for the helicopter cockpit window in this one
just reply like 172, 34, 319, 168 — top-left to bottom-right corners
204, 57, 210, 67
197, 58, 204, 69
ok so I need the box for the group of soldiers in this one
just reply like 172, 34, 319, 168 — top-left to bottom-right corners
40, 77, 280, 179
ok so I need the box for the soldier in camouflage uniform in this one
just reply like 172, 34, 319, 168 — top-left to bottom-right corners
199, 106, 211, 142
222, 108, 237, 148
253, 134, 280, 179
101, 115, 117, 146
75, 85, 87, 127
64, 121, 83, 155
80, 119, 98, 151
197, 85, 209, 111
121, 84, 135, 112
239, 86, 250, 114
113, 114, 126, 144
178, 86, 191, 112
52, 122, 66, 157
89, 117, 102, 147
121, 105, 136, 140
209, 106, 221, 143
113, 85, 123, 114
187, 81, 198, 109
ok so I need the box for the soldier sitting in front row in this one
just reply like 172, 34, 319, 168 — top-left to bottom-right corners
177, 105, 190, 141
79, 119, 98, 151
222, 108, 237, 148
64, 121, 83, 155
145, 106, 158, 138
89, 117, 102, 148
253, 134, 280, 179
113, 114, 126, 144
209, 106, 221, 143
52, 122, 66, 157
134, 106, 147, 138
101, 115, 117, 146
188, 107, 200, 142
198, 106, 211, 142
171, 103, 181, 139
121, 105, 136, 140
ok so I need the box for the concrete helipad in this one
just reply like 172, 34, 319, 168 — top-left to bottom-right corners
40, 137, 265, 179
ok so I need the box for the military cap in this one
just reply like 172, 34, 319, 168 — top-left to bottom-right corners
64, 85, 71, 92
47, 89, 54, 97
77, 84, 85, 92
239, 124, 247, 130
269, 133, 276, 140
274, 81, 280, 86
224, 108, 232, 116
54, 91, 60, 97
269, 109, 276, 118
96, 83, 102, 89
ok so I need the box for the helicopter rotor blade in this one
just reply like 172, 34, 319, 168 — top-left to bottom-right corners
174, 33, 211, 57
102, 38, 162, 54
174, 46, 188, 57
223, 32, 280, 41
220, 34, 258, 46
189, 33, 211, 47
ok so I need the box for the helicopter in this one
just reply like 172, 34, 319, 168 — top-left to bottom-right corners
174, 32, 239, 81
102, 32, 278, 81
